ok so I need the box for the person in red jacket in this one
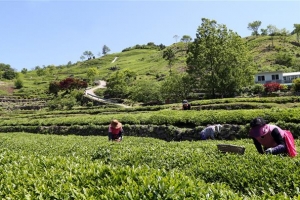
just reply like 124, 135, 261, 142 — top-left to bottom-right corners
108, 119, 124, 142
249, 117, 297, 157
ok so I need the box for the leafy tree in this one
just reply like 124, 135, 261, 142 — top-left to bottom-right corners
3, 68, 16, 80
160, 72, 192, 102
163, 48, 176, 73
180, 35, 192, 52
292, 78, 300, 92
247, 21, 262, 36
186, 18, 255, 98
21, 68, 28, 74
173, 35, 179, 43
36, 68, 46, 76
267, 25, 279, 47
251, 84, 264, 95
14, 77, 23, 89
102, 45, 110, 55
294, 24, 300, 43
83, 51, 94, 59
261, 28, 268, 36
104, 70, 136, 98
87, 67, 99, 81
80, 55, 85, 61
275, 52, 295, 67
49, 81, 60, 96
180, 35, 192, 43
59, 77, 88, 93
0, 63, 16, 80
129, 79, 162, 103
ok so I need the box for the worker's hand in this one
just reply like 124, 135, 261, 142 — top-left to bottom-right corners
265, 148, 273, 154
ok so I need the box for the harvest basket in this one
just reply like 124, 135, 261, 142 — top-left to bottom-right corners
217, 144, 245, 155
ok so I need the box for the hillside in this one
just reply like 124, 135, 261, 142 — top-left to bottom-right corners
1, 34, 300, 97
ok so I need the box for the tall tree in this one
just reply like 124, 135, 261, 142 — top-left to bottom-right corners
173, 35, 179, 43
186, 18, 255, 98
267, 25, 279, 47
82, 51, 94, 59
104, 70, 136, 98
294, 24, 300, 44
160, 72, 192, 102
163, 48, 176, 73
87, 67, 99, 81
247, 21, 262, 36
129, 79, 162, 103
180, 35, 192, 51
102, 45, 111, 55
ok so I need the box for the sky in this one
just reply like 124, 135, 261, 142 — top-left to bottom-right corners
0, 0, 300, 72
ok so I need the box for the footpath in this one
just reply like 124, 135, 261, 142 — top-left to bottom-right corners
84, 80, 131, 108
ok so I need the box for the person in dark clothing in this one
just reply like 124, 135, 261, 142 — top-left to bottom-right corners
182, 100, 191, 110
108, 119, 124, 142
249, 117, 297, 157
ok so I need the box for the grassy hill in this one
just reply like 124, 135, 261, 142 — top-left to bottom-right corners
1, 34, 300, 97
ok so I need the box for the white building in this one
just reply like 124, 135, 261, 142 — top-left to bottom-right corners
255, 71, 300, 85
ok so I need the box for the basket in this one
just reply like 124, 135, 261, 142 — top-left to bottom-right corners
217, 144, 245, 155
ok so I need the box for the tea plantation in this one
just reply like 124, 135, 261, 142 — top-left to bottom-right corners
0, 132, 299, 199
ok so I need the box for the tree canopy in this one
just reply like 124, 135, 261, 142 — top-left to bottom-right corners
247, 20, 262, 36
186, 18, 255, 98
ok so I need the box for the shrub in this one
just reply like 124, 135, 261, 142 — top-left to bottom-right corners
264, 82, 283, 93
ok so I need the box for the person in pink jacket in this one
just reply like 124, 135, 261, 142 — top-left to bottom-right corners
249, 117, 297, 157
108, 119, 124, 142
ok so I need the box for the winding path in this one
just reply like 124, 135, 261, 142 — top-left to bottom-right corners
85, 80, 131, 108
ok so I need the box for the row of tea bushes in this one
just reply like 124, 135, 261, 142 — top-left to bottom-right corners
0, 133, 299, 199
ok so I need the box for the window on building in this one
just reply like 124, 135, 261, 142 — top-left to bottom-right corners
272, 74, 279, 80
258, 76, 265, 81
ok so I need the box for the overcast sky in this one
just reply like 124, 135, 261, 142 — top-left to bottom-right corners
1, 0, 300, 71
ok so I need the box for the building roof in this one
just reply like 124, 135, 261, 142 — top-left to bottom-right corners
283, 72, 300, 76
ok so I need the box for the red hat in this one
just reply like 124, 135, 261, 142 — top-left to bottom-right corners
249, 124, 270, 138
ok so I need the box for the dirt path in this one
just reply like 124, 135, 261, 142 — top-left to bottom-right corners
85, 80, 131, 108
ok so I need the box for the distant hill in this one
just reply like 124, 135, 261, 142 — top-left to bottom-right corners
1, 34, 300, 97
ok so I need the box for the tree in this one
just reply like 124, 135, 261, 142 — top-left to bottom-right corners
294, 24, 300, 43
102, 45, 111, 55
83, 51, 94, 59
21, 68, 27, 74
247, 21, 262, 36
49, 81, 60, 96
3, 68, 16, 80
163, 48, 176, 73
292, 78, 300, 92
173, 35, 179, 43
0, 63, 16, 80
160, 72, 193, 102
14, 77, 23, 89
261, 28, 268, 36
87, 67, 99, 81
180, 35, 192, 51
104, 70, 136, 98
267, 25, 279, 47
180, 35, 192, 43
129, 79, 162, 103
186, 18, 255, 98
59, 77, 88, 93
80, 55, 85, 61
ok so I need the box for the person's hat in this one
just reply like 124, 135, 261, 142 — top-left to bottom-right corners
249, 117, 266, 128
249, 124, 270, 138
182, 100, 188, 104
110, 119, 122, 129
